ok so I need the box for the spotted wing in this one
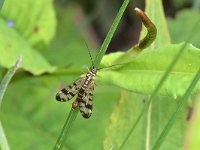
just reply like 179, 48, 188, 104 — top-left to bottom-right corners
56, 78, 85, 102
79, 80, 94, 118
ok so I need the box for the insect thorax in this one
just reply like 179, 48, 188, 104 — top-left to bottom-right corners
82, 68, 96, 88
89, 67, 97, 76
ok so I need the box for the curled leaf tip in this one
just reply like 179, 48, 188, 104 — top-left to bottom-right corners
134, 7, 157, 51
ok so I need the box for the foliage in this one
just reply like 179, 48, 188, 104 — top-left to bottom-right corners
168, 9, 200, 48
0, 0, 200, 150
0, 0, 56, 75
101, 43, 200, 97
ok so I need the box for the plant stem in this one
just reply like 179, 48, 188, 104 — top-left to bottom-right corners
93, 0, 130, 68
0, 121, 10, 150
53, 1, 129, 149
0, 56, 22, 150
146, 100, 152, 150
0, 56, 22, 107
53, 108, 79, 150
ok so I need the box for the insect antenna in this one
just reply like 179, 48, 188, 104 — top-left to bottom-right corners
84, 40, 95, 68
97, 63, 123, 70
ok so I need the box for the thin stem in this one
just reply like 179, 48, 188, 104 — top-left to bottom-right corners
0, 56, 22, 150
53, 108, 79, 150
152, 69, 200, 150
93, 0, 130, 68
146, 100, 152, 150
54, 1, 129, 149
0, 121, 10, 150
0, 56, 22, 107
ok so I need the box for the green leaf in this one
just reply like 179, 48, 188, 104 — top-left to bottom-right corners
0, 76, 119, 149
100, 43, 200, 97
152, 69, 200, 150
103, 92, 187, 150
168, 9, 200, 48
0, 18, 56, 75
1, 0, 56, 48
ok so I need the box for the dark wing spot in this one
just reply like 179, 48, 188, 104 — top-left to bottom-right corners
68, 92, 75, 98
80, 110, 91, 119
86, 104, 92, 109
61, 88, 69, 95
83, 114, 91, 119
56, 94, 66, 102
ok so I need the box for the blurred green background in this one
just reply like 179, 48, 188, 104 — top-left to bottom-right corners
0, 0, 200, 150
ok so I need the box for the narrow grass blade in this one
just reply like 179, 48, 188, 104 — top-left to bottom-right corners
0, 56, 22, 107
53, 108, 79, 150
152, 69, 200, 150
119, 18, 200, 150
0, 56, 22, 150
54, 1, 129, 149
0, 121, 10, 150
93, 0, 130, 68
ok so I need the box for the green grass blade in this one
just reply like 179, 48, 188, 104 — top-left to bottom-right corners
53, 108, 79, 150
93, 0, 129, 68
0, 56, 22, 150
152, 68, 200, 150
53, 1, 129, 149
0, 56, 22, 107
119, 17, 200, 150
0, 121, 10, 150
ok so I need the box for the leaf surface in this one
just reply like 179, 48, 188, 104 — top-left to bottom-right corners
168, 9, 200, 48
100, 43, 200, 97
0, 18, 56, 75
1, 0, 56, 47
0, 76, 119, 150
103, 92, 188, 150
